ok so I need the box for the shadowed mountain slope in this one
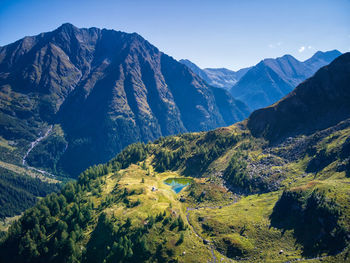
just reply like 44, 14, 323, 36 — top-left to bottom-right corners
0, 23, 249, 176
247, 52, 350, 142
1, 54, 350, 263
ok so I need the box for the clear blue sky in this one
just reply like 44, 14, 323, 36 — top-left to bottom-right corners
0, 0, 349, 70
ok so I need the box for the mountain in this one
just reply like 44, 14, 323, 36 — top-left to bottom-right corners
0, 23, 250, 177
230, 50, 342, 110
180, 51, 342, 111
1, 53, 349, 263
304, 50, 343, 69
248, 52, 350, 142
179, 59, 251, 89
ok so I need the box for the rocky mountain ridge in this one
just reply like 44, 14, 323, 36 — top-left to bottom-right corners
230, 50, 342, 110
0, 23, 249, 176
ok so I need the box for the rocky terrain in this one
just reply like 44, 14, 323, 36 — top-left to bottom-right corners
0, 23, 249, 177
1, 53, 349, 263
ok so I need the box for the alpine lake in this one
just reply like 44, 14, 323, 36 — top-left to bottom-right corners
163, 178, 193, 193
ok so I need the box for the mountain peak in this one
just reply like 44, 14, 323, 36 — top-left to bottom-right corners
281, 54, 295, 60
56, 22, 77, 32
179, 59, 200, 70
179, 59, 250, 90
261, 54, 299, 65
60, 22, 75, 28
0, 25, 250, 175
247, 52, 350, 142
308, 49, 342, 62
230, 50, 342, 111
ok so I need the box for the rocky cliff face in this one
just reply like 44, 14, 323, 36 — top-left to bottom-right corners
0, 23, 249, 176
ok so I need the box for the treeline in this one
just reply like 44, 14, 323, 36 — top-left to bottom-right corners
153, 130, 240, 176
0, 143, 148, 262
270, 189, 348, 256
223, 151, 270, 193
0, 141, 186, 262
84, 211, 186, 263
79, 142, 149, 186
0, 174, 186, 263
83, 213, 150, 263
111, 142, 149, 169
223, 151, 249, 191
26, 131, 68, 175
153, 148, 187, 173
0, 167, 60, 218
0, 181, 95, 263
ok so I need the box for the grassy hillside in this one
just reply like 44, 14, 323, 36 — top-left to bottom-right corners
1, 119, 349, 262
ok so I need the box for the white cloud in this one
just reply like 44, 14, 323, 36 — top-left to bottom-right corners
308, 45, 312, 49
268, 42, 283, 49
298, 46, 305, 53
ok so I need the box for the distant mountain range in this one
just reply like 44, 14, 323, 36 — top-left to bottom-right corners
0, 23, 249, 176
248, 52, 350, 142
2, 52, 349, 263
179, 59, 251, 90
231, 50, 342, 110
180, 50, 342, 111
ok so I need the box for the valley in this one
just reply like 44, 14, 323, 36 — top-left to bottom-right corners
0, 13, 349, 263
1, 109, 350, 261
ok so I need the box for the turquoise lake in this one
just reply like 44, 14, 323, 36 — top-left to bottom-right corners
163, 178, 192, 193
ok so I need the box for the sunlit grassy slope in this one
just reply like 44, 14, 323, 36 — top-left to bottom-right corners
1, 119, 350, 262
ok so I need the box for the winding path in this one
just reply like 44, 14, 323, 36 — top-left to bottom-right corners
22, 125, 56, 177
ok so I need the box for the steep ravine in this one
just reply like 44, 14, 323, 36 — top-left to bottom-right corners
22, 125, 56, 177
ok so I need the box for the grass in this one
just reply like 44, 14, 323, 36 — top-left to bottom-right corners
0, 159, 59, 183
318, 127, 350, 154
80, 155, 350, 262
0, 136, 15, 151
2, 120, 350, 262
90, 125, 349, 262
188, 191, 304, 262
80, 162, 219, 262
0, 215, 21, 232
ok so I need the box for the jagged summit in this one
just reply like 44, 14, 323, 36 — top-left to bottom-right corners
0, 24, 249, 176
